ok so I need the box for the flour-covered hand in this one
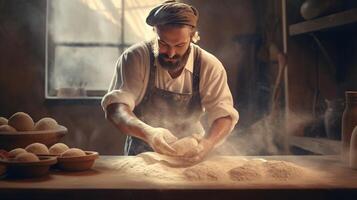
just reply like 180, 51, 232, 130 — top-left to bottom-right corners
179, 138, 214, 163
146, 127, 178, 156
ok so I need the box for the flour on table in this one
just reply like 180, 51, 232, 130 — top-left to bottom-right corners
228, 163, 264, 181
183, 162, 220, 181
228, 159, 306, 181
262, 160, 305, 180
108, 156, 183, 181
106, 153, 322, 183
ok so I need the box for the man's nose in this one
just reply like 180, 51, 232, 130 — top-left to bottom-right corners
167, 47, 176, 58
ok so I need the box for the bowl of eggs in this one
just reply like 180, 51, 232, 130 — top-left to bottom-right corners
0, 142, 99, 178
0, 148, 57, 178
21, 142, 99, 172
44, 143, 99, 172
56, 149, 99, 171
0, 112, 67, 151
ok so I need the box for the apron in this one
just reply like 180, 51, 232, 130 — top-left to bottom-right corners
124, 43, 204, 155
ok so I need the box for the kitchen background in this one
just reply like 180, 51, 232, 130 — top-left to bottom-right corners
0, 0, 356, 155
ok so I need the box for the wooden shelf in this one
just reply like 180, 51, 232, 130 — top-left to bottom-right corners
289, 8, 357, 36
289, 136, 341, 155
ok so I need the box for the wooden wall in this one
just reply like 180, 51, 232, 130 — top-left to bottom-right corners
0, 0, 261, 154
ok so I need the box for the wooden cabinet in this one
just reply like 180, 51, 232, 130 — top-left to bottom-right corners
282, 0, 357, 154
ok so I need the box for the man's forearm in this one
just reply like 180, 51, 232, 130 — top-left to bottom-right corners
105, 103, 153, 142
206, 116, 233, 147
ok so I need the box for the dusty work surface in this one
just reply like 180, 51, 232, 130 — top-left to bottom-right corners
1, 155, 357, 199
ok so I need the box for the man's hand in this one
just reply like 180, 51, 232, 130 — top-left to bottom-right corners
180, 116, 232, 163
179, 138, 215, 164
146, 127, 178, 156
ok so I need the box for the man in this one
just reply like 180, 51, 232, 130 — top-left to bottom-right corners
102, 1, 238, 163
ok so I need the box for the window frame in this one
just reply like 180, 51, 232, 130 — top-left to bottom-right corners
45, 0, 131, 100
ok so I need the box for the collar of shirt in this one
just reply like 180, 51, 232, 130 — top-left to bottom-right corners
155, 43, 194, 74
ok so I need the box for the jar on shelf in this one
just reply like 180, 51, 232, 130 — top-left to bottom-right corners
350, 126, 357, 169
324, 98, 344, 140
341, 91, 357, 164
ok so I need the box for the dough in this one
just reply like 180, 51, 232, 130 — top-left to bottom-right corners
49, 143, 69, 155
0, 125, 17, 132
171, 136, 199, 156
15, 152, 39, 162
60, 148, 86, 157
9, 148, 27, 157
0, 117, 8, 126
34, 117, 58, 131
25, 143, 49, 155
8, 112, 34, 131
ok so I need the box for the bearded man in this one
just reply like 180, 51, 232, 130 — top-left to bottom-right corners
102, 0, 239, 163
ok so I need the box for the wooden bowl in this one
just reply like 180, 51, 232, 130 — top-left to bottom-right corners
56, 151, 99, 171
0, 156, 57, 178
0, 126, 67, 151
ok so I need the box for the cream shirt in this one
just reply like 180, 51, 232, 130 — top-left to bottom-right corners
101, 42, 239, 130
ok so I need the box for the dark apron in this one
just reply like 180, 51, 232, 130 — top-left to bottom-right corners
124, 43, 204, 155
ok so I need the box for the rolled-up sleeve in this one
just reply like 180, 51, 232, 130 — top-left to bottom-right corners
200, 56, 239, 131
101, 46, 147, 111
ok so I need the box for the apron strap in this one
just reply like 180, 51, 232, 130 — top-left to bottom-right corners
192, 45, 202, 95
141, 42, 156, 103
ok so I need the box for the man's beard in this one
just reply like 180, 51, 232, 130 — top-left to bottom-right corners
158, 54, 181, 70
157, 47, 191, 71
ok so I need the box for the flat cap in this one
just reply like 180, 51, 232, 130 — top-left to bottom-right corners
146, 0, 199, 27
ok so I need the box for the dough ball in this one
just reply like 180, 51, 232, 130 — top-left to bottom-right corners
15, 152, 39, 162
0, 117, 8, 126
60, 148, 86, 157
171, 136, 199, 156
8, 112, 34, 131
9, 148, 27, 157
34, 117, 58, 131
25, 143, 49, 155
0, 125, 17, 132
49, 143, 69, 155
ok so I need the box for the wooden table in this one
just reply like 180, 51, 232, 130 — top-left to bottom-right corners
1, 155, 357, 200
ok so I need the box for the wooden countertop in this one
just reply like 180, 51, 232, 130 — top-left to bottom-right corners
1, 155, 357, 200
288, 136, 341, 155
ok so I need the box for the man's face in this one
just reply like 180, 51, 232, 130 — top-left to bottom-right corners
156, 25, 192, 71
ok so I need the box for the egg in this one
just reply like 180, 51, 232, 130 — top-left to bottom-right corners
8, 112, 34, 131
0, 117, 8, 126
9, 148, 27, 157
15, 152, 39, 162
25, 143, 49, 155
49, 143, 69, 155
34, 117, 58, 131
60, 148, 86, 157
0, 125, 17, 132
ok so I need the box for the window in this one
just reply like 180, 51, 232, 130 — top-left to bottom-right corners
45, 0, 164, 99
